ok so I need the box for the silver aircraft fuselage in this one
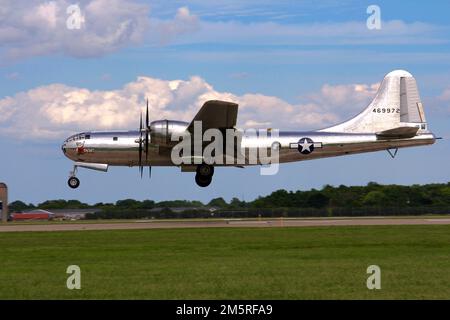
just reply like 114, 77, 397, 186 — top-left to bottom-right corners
62, 125, 435, 166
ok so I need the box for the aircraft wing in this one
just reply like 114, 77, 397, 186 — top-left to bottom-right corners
187, 100, 238, 133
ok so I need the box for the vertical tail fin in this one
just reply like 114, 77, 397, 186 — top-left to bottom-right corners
320, 70, 429, 135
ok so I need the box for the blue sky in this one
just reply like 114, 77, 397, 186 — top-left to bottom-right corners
0, 0, 449, 205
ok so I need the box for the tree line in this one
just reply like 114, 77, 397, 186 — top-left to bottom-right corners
8, 182, 450, 219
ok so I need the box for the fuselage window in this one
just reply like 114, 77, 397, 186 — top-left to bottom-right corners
113, 137, 118, 141
85, 134, 91, 139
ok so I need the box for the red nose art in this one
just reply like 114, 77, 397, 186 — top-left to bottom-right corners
76, 145, 85, 154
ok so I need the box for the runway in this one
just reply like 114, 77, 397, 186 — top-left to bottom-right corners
1, 217, 450, 232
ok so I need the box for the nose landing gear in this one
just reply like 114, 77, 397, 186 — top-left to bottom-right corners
195, 164, 214, 187
68, 176, 80, 189
68, 165, 80, 189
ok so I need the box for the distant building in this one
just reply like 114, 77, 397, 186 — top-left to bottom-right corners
11, 208, 101, 221
51, 208, 101, 220
12, 209, 55, 221
149, 207, 218, 213
0, 182, 8, 223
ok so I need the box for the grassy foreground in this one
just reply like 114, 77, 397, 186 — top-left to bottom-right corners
0, 225, 449, 299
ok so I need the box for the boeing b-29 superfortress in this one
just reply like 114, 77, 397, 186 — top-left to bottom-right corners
62, 70, 436, 188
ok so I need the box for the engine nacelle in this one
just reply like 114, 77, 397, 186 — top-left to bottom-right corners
150, 120, 189, 146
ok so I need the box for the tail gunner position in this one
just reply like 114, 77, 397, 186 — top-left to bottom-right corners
62, 70, 436, 188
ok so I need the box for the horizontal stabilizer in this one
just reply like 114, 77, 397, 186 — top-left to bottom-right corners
376, 126, 419, 139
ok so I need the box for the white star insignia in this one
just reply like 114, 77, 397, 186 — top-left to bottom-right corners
299, 139, 313, 153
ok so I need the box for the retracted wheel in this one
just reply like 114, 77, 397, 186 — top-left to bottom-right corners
195, 173, 212, 187
68, 176, 80, 189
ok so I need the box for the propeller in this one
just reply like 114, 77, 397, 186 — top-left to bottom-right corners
138, 98, 152, 178
145, 99, 149, 161
138, 112, 143, 178
146, 99, 152, 178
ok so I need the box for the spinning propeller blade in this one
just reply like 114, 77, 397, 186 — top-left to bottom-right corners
138, 112, 143, 177
146, 99, 149, 161
146, 99, 152, 178
137, 99, 152, 179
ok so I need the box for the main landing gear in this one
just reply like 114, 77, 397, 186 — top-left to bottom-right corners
195, 164, 214, 187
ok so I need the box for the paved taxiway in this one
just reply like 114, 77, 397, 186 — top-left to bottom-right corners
0, 217, 450, 232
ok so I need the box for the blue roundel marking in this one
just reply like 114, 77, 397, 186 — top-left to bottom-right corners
298, 137, 314, 154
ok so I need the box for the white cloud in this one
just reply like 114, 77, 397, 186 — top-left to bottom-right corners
112, 6, 199, 46
306, 83, 379, 114
436, 87, 450, 114
439, 88, 450, 101
0, 75, 379, 140
0, 0, 447, 62
173, 19, 447, 46
0, 0, 149, 60
0, 1, 200, 61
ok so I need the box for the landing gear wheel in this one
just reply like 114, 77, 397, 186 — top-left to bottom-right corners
195, 174, 212, 187
195, 164, 214, 187
68, 177, 80, 189
196, 164, 214, 177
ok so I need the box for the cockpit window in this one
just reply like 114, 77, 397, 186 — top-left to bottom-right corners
66, 133, 87, 142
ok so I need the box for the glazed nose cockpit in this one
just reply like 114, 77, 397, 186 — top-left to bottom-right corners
61, 132, 90, 159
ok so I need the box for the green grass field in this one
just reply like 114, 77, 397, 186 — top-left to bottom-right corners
0, 225, 449, 299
